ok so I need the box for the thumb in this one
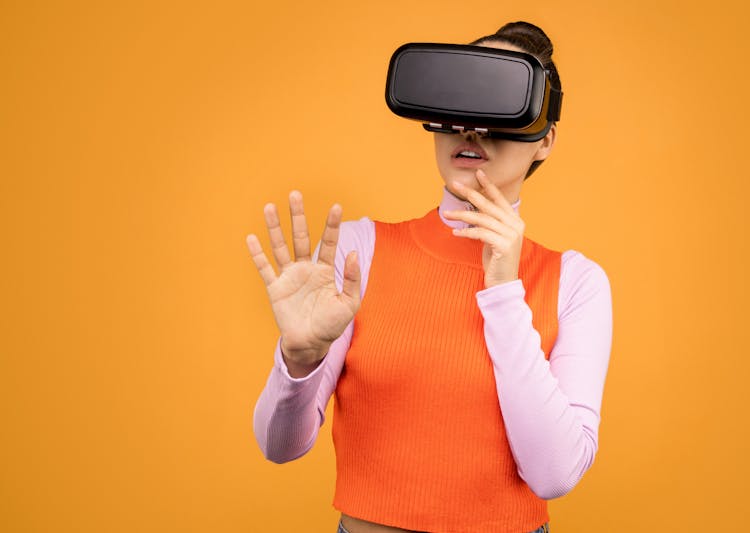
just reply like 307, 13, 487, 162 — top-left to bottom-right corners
340, 250, 361, 307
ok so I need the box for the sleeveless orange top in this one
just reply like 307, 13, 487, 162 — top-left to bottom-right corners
332, 207, 561, 532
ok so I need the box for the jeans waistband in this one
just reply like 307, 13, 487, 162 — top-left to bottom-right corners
337, 520, 550, 533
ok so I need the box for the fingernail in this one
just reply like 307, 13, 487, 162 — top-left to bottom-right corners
476, 169, 486, 178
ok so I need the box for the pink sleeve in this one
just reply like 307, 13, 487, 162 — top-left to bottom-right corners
475, 250, 613, 499
252, 217, 375, 463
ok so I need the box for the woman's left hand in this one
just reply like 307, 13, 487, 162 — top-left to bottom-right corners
443, 168, 525, 289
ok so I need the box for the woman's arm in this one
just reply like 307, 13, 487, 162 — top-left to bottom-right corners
476, 249, 612, 499
252, 218, 375, 463
253, 325, 352, 463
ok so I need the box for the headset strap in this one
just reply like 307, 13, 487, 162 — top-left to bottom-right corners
547, 87, 563, 122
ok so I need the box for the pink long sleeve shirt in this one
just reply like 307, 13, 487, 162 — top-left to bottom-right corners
253, 187, 613, 500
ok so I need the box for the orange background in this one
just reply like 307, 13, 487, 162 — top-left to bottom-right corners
1, 1, 749, 531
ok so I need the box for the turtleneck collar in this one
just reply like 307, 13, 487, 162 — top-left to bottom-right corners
407, 187, 522, 267
437, 186, 521, 230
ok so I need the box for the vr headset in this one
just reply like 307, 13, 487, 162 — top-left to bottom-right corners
385, 43, 562, 142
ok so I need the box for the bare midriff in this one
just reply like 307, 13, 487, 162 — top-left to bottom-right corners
340, 514, 423, 533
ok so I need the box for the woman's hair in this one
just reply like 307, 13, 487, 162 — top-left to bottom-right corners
470, 22, 561, 179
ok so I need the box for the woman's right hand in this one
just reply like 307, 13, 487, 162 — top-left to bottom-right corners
246, 190, 361, 375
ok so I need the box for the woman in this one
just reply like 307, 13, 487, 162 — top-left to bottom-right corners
247, 22, 612, 533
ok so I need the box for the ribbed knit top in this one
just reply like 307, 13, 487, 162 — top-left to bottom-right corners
331, 207, 561, 533
252, 188, 613, 530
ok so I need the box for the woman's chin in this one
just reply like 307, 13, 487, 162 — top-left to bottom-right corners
447, 173, 478, 189
443, 182, 472, 201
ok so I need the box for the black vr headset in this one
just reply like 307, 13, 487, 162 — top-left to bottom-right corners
385, 43, 562, 142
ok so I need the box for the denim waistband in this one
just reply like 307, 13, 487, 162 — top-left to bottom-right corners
337, 520, 550, 533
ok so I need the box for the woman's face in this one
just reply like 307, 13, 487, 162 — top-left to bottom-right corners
433, 40, 556, 203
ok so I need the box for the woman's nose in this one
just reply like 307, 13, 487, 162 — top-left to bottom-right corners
461, 130, 482, 141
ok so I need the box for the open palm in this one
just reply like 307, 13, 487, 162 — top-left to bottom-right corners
246, 191, 361, 366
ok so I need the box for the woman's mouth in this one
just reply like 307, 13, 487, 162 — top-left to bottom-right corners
451, 143, 488, 168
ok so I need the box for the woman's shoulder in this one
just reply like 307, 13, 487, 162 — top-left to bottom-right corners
335, 217, 376, 298
560, 249, 609, 282
525, 238, 609, 286
338, 216, 375, 248
558, 249, 612, 319
339, 216, 374, 232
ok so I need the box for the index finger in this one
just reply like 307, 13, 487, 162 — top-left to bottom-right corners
316, 204, 343, 267
452, 179, 513, 227
475, 168, 516, 215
